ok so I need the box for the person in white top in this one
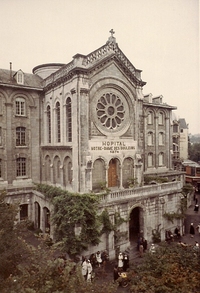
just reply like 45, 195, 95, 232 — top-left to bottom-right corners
96, 251, 102, 267
81, 258, 88, 280
87, 260, 93, 282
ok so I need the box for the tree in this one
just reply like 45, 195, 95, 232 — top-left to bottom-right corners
188, 142, 200, 163
0, 190, 29, 282
128, 243, 200, 293
0, 190, 118, 293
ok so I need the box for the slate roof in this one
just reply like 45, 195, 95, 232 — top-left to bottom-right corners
179, 118, 188, 129
0, 69, 43, 89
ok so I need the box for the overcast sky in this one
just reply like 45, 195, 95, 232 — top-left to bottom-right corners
0, 0, 199, 134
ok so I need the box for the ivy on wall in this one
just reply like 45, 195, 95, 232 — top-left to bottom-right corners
163, 184, 193, 224
35, 184, 126, 256
35, 184, 101, 256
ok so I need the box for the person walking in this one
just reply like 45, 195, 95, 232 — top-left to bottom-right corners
196, 223, 200, 235
190, 223, 195, 238
81, 257, 88, 281
123, 254, 129, 271
118, 252, 124, 272
96, 251, 102, 267
113, 264, 119, 282
139, 238, 144, 257
86, 260, 93, 282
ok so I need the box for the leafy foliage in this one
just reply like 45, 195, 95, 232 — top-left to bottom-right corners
0, 190, 30, 282
35, 184, 103, 256
144, 175, 169, 185
188, 142, 200, 163
0, 190, 118, 293
163, 184, 193, 223
129, 243, 200, 293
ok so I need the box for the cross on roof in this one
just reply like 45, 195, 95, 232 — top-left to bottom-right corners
109, 29, 115, 37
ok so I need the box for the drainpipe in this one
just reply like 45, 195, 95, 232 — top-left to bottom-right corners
77, 73, 81, 192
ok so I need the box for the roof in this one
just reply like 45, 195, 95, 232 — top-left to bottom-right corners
43, 34, 146, 89
0, 69, 43, 89
182, 160, 200, 167
179, 118, 188, 129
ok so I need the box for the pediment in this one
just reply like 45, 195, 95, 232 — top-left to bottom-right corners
80, 41, 146, 87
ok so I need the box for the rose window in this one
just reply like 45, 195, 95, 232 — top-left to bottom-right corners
96, 93, 125, 130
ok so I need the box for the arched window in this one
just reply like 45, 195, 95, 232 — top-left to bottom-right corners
147, 111, 153, 124
0, 127, 2, 146
16, 127, 26, 146
159, 152, 164, 166
66, 97, 72, 142
92, 159, 106, 191
16, 157, 26, 177
44, 155, 51, 182
63, 156, 73, 187
15, 97, 25, 116
148, 153, 153, 167
0, 159, 2, 178
53, 156, 61, 183
159, 132, 164, 145
147, 132, 153, 145
158, 112, 164, 125
55, 102, 60, 142
47, 105, 51, 143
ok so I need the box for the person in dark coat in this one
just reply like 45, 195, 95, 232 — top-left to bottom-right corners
190, 223, 195, 238
113, 265, 119, 282
123, 254, 129, 271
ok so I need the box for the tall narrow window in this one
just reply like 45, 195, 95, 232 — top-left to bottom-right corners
158, 112, 164, 125
147, 111, 153, 124
158, 152, 164, 166
66, 97, 72, 142
147, 132, 153, 145
159, 132, 164, 145
148, 153, 153, 167
0, 127, 2, 146
15, 97, 25, 116
0, 159, 2, 178
56, 102, 60, 142
16, 157, 26, 176
16, 127, 26, 146
47, 105, 51, 143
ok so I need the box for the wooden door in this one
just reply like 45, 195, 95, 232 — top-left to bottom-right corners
108, 159, 117, 187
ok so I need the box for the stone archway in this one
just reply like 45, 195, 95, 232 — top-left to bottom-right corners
108, 158, 120, 188
129, 206, 144, 242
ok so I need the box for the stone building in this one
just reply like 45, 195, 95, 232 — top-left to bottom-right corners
0, 32, 186, 256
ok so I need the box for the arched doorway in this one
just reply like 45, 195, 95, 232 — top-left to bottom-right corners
34, 202, 41, 229
20, 204, 28, 221
129, 207, 142, 242
108, 158, 120, 188
43, 207, 50, 233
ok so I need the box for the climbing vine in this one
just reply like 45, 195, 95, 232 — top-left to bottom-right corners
35, 184, 126, 256
163, 184, 193, 224
35, 184, 102, 256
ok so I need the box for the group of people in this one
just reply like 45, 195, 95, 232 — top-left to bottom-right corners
190, 222, 200, 238
113, 252, 130, 282
81, 250, 109, 281
137, 237, 148, 257
81, 257, 93, 282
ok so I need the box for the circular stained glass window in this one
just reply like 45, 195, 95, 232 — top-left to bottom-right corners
96, 93, 125, 130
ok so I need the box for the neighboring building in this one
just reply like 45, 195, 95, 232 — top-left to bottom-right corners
179, 118, 188, 160
0, 32, 186, 256
182, 159, 200, 191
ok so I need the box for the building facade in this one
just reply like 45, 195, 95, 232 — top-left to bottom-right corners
0, 33, 186, 255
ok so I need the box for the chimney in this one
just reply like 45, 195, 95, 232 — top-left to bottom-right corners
10, 62, 12, 80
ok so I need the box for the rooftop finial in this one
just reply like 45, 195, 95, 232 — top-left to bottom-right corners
107, 29, 116, 44
109, 29, 115, 37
